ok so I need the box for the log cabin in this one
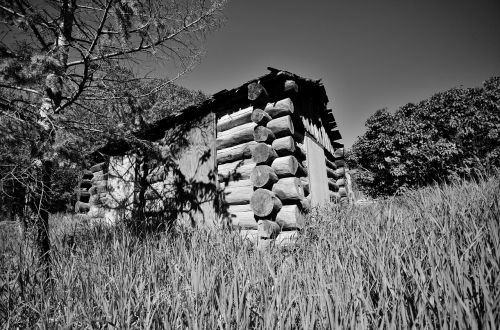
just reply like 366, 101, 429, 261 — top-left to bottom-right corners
74, 68, 349, 244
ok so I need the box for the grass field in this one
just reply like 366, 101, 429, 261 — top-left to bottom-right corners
1, 174, 499, 329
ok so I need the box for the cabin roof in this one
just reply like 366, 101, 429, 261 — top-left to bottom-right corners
100, 67, 342, 155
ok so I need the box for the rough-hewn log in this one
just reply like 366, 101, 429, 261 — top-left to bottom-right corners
218, 159, 255, 181
90, 162, 106, 173
272, 177, 304, 201
248, 82, 269, 105
276, 205, 305, 230
258, 220, 281, 239
271, 136, 296, 156
334, 168, 345, 178
252, 143, 278, 165
227, 207, 257, 229
334, 148, 344, 159
216, 122, 257, 150
284, 80, 298, 93
267, 115, 294, 138
325, 158, 337, 170
335, 178, 345, 186
250, 188, 282, 217
253, 126, 276, 143
217, 141, 257, 164
217, 105, 253, 132
335, 159, 345, 167
271, 155, 306, 177
328, 179, 339, 192
221, 179, 254, 205
326, 167, 335, 179
251, 109, 272, 125
264, 98, 294, 118
300, 177, 309, 195
275, 231, 298, 247
250, 165, 278, 188
75, 201, 90, 213
339, 187, 347, 197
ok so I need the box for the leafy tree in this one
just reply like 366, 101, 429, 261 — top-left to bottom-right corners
0, 0, 227, 275
350, 77, 500, 197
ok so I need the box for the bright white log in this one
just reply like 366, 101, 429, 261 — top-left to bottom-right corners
228, 210, 257, 229
250, 165, 278, 188
264, 98, 294, 118
251, 109, 272, 125
221, 179, 254, 205
253, 125, 276, 143
335, 178, 345, 186
271, 155, 305, 177
217, 141, 257, 164
258, 220, 281, 239
275, 231, 298, 248
252, 143, 278, 165
90, 162, 106, 173
216, 122, 257, 150
217, 105, 253, 132
218, 159, 255, 181
272, 177, 304, 201
339, 187, 347, 197
250, 188, 282, 217
272, 136, 296, 156
276, 205, 305, 230
267, 115, 294, 138
334, 167, 345, 178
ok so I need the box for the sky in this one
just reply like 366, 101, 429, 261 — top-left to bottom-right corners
176, 0, 500, 148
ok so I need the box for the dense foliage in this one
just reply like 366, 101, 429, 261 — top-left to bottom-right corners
349, 77, 500, 197
1, 174, 499, 328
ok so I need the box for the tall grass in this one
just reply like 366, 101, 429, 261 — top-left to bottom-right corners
1, 174, 499, 329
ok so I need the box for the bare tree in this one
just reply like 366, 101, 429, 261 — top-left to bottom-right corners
0, 0, 227, 276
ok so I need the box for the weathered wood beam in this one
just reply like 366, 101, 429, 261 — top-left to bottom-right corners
325, 157, 337, 170
251, 109, 272, 125
220, 179, 254, 205
264, 98, 294, 118
227, 205, 257, 229
252, 143, 278, 165
248, 82, 269, 105
251, 165, 278, 188
328, 179, 339, 192
267, 115, 294, 138
253, 125, 276, 143
90, 162, 106, 173
258, 220, 281, 239
338, 187, 347, 197
271, 155, 305, 177
216, 122, 257, 150
250, 188, 282, 217
217, 141, 257, 165
217, 105, 253, 132
271, 136, 296, 156
75, 201, 90, 213
276, 205, 305, 230
272, 177, 305, 201
218, 158, 255, 181
335, 178, 345, 186
284, 80, 298, 93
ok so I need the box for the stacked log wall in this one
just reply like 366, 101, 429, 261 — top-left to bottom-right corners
218, 81, 308, 249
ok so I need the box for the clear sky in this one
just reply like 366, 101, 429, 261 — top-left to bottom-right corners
176, 0, 500, 148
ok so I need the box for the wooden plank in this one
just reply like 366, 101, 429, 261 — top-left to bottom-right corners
276, 205, 305, 230
220, 179, 254, 205
267, 115, 294, 138
264, 98, 294, 118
